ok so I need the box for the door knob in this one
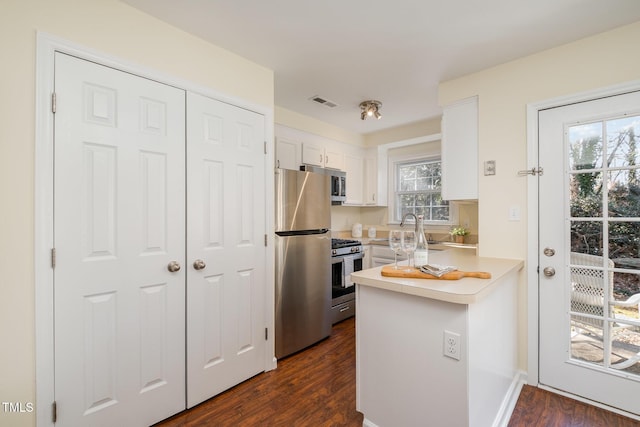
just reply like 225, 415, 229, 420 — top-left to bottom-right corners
193, 259, 206, 270
543, 267, 555, 277
167, 261, 181, 272
543, 247, 556, 257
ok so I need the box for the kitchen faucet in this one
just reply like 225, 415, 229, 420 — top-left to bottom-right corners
400, 213, 418, 232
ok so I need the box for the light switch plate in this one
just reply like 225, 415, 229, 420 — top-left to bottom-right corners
484, 160, 496, 176
508, 206, 521, 221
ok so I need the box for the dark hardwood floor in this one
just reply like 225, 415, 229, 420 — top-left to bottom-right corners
508, 385, 640, 427
156, 317, 639, 427
155, 318, 361, 426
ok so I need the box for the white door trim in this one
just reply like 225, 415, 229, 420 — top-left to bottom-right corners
525, 79, 640, 388
35, 32, 275, 427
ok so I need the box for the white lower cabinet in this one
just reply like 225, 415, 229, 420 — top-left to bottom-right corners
370, 245, 406, 267
356, 266, 520, 427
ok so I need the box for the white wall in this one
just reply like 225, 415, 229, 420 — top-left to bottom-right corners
0, 1, 273, 426
438, 20, 640, 370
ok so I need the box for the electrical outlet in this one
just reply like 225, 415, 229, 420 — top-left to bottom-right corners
443, 330, 461, 360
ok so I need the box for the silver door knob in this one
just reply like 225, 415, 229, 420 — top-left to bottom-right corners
193, 259, 206, 270
543, 247, 556, 257
167, 261, 181, 272
543, 267, 555, 277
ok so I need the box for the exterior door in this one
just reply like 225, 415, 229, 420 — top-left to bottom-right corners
54, 53, 186, 425
539, 90, 640, 415
186, 92, 267, 407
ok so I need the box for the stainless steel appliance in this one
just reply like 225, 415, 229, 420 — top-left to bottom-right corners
300, 165, 346, 205
275, 168, 332, 358
331, 238, 363, 324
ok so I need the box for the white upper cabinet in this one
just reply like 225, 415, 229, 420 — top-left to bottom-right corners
343, 153, 364, 205
441, 96, 478, 200
275, 136, 301, 170
302, 141, 344, 170
364, 147, 387, 206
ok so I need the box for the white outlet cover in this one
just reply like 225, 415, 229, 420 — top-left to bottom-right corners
443, 330, 461, 361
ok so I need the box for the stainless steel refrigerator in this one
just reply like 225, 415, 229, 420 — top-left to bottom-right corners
275, 168, 332, 358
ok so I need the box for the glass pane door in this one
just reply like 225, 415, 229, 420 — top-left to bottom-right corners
569, 114, 640, 375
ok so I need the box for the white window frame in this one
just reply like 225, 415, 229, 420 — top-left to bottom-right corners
388, 153, 458, 227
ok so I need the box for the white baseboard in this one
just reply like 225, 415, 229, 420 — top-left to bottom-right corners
362, 418, 380, 427
493, 370, 527, 427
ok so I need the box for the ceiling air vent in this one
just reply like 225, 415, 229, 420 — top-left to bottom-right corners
309, 95, 339, 109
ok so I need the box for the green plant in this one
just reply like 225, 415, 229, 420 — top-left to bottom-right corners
450, 227, 469, 236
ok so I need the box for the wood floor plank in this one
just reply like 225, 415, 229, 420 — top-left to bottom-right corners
157, 317, 639, 426
508, 384, 640, 427
155, 317, 361, 427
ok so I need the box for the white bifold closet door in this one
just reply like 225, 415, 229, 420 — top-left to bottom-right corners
186, 92, 267, 408
53, 53, 268, 426
53, 52, 186, 426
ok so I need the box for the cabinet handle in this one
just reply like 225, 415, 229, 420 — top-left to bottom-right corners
320, 154, 323, 163
325, 154, 329, 164
277, 159, 280, 168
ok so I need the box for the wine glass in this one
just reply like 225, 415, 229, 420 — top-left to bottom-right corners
402, 230, 417, 271
389, 230, 403, 270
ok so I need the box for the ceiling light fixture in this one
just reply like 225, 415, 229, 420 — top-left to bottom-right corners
359, 100, 382, 120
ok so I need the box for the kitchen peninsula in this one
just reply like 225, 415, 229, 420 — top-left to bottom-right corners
351, 251, 524, 427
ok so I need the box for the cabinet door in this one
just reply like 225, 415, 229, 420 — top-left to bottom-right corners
275, 137, 300, 170
364, 155, 377, 205
441, 96, 478, 200
344, 153, 364, 205
302, 143, 324, 167
324, 146, 344, 170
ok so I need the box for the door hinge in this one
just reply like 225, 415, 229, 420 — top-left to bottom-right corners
51, 248, 56, 269
52, 92, 57, 114
52, 401, 57, 423
265, 327, 268, 340
264, 234, 268, 247
264, 141, 267, 155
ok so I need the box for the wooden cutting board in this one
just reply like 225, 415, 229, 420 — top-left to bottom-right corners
381, 265, 491, 280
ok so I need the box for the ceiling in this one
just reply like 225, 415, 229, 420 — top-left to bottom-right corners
122, 0, 640, 135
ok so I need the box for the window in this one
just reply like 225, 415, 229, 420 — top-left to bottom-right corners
392, 157, 451, 223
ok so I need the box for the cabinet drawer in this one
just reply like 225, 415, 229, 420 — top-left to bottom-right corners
331, 300, 355, 324
371, 245, 406, 260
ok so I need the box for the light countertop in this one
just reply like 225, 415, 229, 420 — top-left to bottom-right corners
351, 251, 523, 305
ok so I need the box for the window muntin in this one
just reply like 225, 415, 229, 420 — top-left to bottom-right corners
394, 158, 450, 223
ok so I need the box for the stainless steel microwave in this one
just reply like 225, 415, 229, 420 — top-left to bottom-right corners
300, 165, 346, 205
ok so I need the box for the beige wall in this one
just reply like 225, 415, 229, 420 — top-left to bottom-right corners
0, 1, 273, 426
275, 106, 364, 146
439, 20, 640, 370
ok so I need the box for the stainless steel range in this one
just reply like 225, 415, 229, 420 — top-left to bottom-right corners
331, 238, 363, 324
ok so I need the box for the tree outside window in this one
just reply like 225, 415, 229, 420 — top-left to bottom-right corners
569, 115, 640, 299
